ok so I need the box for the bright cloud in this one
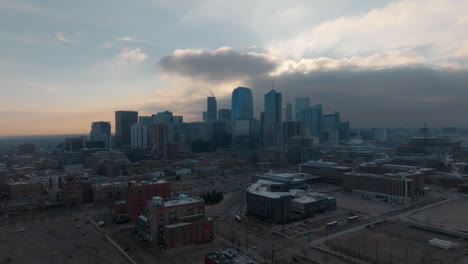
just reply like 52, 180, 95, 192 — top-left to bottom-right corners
267, 0, 468, 65
113, 48, 148, 66
55, 32, 76, 44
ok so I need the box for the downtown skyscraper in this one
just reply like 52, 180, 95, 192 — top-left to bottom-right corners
285, 102, 293, 121
115, 110, 138, 147
231, 87, 253, 120
207, 96, 217, 121
295, 97, 310, 122
302, 104, 322, 138
263, 89, 282, 147
231, 87, 258, 159
90, 121, 111, 149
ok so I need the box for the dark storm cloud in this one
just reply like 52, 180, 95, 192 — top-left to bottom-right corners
158, 47, 278, 82
247, 66, 468, 127
156, 46, 468, 127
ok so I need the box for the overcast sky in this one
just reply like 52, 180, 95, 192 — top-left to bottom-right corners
1, 0, 468, 135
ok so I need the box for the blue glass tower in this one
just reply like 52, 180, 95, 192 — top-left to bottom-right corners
231, 87, 254, 121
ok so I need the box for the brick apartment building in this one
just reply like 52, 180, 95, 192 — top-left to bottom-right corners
62, 173, 83, 206
4, 180, 42, 200
144, 194, 213, 247
127, 180, 171, 222
163, 214, 214, 249
92, 181, 128, 205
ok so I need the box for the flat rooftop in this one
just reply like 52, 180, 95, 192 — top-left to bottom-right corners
207, 248, 260, 264
163, 196, 204, 207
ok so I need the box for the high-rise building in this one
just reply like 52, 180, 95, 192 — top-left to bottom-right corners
322, 112, 340, 131
322, 112, 340, 142
285, 102, 293, 121
338, 122, 350, 141
173, 115, 183, 124
90, 121, 112, 149
65, 136, 86, 152
131, 123, 148, 148
283, 121, 302, 145
115, 111, 138, 147
301, 104, 322, 137
231, 87, 253, 120
231, 87, 258, 159
217, 109, 231, 121
232, 119, 259, 159
207, 120, 230, 148
139, 116, 152, 126
263, 89, 282, 147
152, 111, 173, 124
150, 124, 169, 158
295, 97, 310, 122
207, 96, 217, 121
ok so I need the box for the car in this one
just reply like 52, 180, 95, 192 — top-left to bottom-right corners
97, 221, 105, 227
16, 227, 26, 232
75, 224, 82, 228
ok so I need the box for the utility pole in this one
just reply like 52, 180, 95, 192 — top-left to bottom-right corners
375, 240, 378, 262
246, 231, 248, 249
230, 223, 234, 246
271, 243, 274, 264
406, 248, 408, 264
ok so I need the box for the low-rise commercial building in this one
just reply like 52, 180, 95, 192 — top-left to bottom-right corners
253, 172, 318, 190
246, 181, 336, 224
343, 171, 428, 203
300, 161, 352, 185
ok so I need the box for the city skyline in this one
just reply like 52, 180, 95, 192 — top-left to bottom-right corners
2, 0, 468, 136
1, 2, 468, 263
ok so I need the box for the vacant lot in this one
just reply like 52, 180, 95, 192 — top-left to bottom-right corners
0, 218, 127, 264
333, 192, 394, 215
410, 198, 468, 231
327, 222, 468, 264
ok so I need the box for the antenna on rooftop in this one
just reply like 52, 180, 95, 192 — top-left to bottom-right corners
209, 89, 215, 97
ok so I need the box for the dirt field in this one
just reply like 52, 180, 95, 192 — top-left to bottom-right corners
333, 192, 394, 215
0, 218, 127, 264
410, 198, 468, 231
327, 222, 468, 264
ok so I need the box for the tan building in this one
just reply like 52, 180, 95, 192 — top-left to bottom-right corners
92, 181, 128, 205
6, 180, 42, 200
